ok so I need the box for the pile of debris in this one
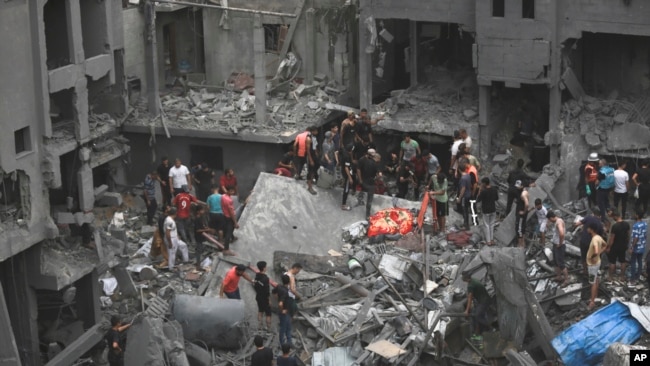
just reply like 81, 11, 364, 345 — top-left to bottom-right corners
561, 94, 650, 152
125, 62, 349, 138
370, 69, 478, 135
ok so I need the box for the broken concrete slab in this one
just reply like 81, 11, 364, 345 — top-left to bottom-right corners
98, 192, 123, 207
171, 295, 246, 349
125, 317, 189, 366
606, 122, 650, 151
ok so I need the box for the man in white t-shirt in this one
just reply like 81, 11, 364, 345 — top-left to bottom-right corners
164, 207, 189, 270
613, 160, 629, 218
449, 130, 463, 175
169, 158, 191, 196
400, 134, 420, 162
532, 198, 548, 243
460, 128, 472, 151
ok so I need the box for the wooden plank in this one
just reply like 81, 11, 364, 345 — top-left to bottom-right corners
299, 311, 337, 344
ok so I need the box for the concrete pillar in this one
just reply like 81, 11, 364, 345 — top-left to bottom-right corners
305, 8, 316, 85
73, 77, 90, 141
75, 271, 102, 330
478, 85, 491, 161
77, 163, 94, 212
0, 254, 41, 366
66, 0, 85, 64
253, 14, 266, 125
409, 20, 418, 87
144, 0, 160, 115
0, 281, 22, 366
548, 0, 561, 165
548, 86, 561, 164
358, 8, 373, 109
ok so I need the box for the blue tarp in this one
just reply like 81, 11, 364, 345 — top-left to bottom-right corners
552, 301, 645, 366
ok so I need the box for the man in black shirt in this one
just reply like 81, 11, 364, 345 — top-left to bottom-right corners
357, 149, 380, 219
397, 163, 415, 199
193, 163, 215, 201
337, 145, 356, 211
254, 261, 272, 330
157, 157, 172, 207
193, 206, 215, 268
606, 210, 630, 280
105, 315, 131, 366
250, 335, 273, 366
505, 159, 534, 217
276, 275, 294, 347
476, 177, 498, 246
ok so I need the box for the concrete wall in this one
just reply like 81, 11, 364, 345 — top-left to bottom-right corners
156, 8, 205, 85
123, 7, 147, 92
203, 0, 351, 85
360, 0, 475, 29
123, 133, 287, 197
475, 0, 553, 84
0, 0, 53, 261
561, 0, 650, 39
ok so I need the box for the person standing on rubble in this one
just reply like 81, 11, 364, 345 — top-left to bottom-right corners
165, 207, 189, 271
428, 173, 449, 234
397, 162, 416, 200
206, 185, 225, 244
477, 177, 498, 246
276, 274, 296, 347
143, 170, 158, 226
546, 211, 568, 286
193, 163, 215, 201
596, 158, 615, 221
193, 205, 214, 269
457, 162, 473, 230
169, 158, 191, 197
606, 210, 629, 281
293, 126, 318, 195
250, 335, 273, 366
514, 180, 529, 248
533, 199, 548, 244
338, 144, 357, 211
105, 315, 131, 366
613, 160, 630, 219
221, 185, 238, 256
157, 157, 172, 207
399, 133, 420, 164
574, 208, 604, 275
633, 160, 650, 216
584, 153, 600, 208
276, 343, 299, 366
586, 222, 606, 310
284, 263, 303, 302
172, 184, 204, 244
220, 264, 254, 299
449, 130, 463, 180
629, 210, 648, 286
459, 128, 472, 152
321, 131, 336, 173
505, 159, 534, 218
462, 272, 490, 341
254, 261, 272, 331
358, 149, 381, 219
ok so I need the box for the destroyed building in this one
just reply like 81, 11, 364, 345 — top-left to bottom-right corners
3, 0, 650, 365
1, 0, 130, 364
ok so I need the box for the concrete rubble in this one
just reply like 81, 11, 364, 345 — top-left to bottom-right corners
124, 65, 349, 140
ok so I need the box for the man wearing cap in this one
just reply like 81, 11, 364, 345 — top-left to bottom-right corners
169, 158, 191, 197
172, 184, 205, 244
514, 179, 529, 247
220, 264, 253, 299
357, 149, 381, 219
584, 153, 600, 207
546, 211, 567, 285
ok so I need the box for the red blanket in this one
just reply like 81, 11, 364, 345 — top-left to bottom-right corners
367, 208, 414, 237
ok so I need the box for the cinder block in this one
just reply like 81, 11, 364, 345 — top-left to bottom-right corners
94, 184, 109, 200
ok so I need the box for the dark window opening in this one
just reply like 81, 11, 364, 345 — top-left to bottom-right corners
44, 0, 72, 70
14, 127, 31, 155
523, 0, 535, 19
80, 0, 108, 58
190, 145, 224, 174
264, 24, 289, 53
50, 88, 75, 126
492, 0, 505, 17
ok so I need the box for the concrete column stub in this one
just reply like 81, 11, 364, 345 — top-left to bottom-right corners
253, 14, 266, 125
66, 0, 85, 64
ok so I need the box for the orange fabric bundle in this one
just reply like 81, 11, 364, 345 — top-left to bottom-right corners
367, 208, 414, 237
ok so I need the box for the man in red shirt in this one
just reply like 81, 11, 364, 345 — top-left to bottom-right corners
220, 169, 238, 195
221, 185, 238, 256
172, 185, 205, 243
220, 264, 253, 299
585, 153, 599, 208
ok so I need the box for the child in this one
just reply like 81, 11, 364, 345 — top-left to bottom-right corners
276, 343, 299, 366
254, 261, 272, 331
630, 210, 648, 286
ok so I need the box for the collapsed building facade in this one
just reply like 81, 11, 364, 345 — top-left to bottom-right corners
2, 0, 650, 365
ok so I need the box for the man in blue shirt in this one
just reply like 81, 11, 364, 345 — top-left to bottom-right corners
630, 210, 648, 285
206, 186, 225, 243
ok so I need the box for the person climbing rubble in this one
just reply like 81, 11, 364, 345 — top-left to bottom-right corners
220, 264, 253, 299
506, 159, 534, 218
462, 272, 490, 343
105, 315, 131, 366
546, 211, 567, 286
221, 185, 238, 256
